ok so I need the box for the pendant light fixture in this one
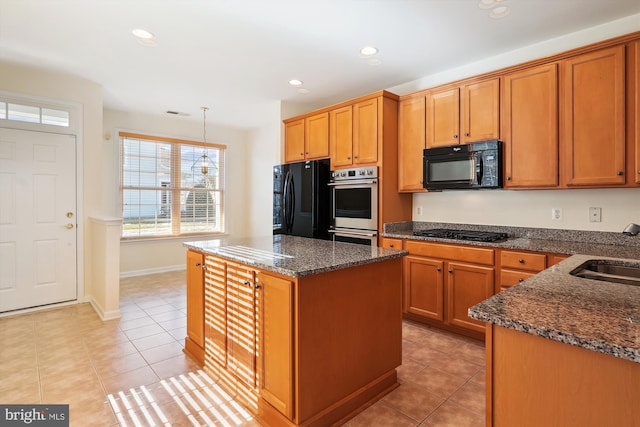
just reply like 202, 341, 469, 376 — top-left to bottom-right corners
192, 106, 211, 175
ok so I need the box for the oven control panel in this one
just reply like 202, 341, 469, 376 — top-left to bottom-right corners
331, 166, 378, 181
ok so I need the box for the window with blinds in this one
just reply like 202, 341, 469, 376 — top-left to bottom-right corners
119, 132, 226, 239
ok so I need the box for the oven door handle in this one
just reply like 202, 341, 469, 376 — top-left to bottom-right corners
329, 229, 378, 238
327, 179, 377, 186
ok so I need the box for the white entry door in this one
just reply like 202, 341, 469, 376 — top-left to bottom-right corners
0, 128, 77, 313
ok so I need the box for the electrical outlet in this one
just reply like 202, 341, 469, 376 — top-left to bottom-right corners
551, 208, 562, 221
417, 206, 423, 215
589, 207, 602, 222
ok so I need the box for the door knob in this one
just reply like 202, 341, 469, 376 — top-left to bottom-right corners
65, 223, 74, 229
66, 212, 74, 218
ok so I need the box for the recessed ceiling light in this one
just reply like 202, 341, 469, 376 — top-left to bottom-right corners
489, 5, 510, 18
360, 46, 378, 56
289, 79, 303, 86
478, 0, 504, 9
132, 28, 154, 39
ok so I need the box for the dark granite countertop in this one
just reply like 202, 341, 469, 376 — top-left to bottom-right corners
382, 222, 640, 363
382, 221, 640, 258
469, 255, 640, 363
184, 235, 407, 278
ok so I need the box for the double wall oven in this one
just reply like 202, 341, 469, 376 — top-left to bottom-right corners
328, 166, 378, 245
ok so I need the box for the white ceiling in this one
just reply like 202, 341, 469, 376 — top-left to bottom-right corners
1, 0, 639, 130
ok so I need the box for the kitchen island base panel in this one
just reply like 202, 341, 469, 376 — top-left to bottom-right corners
488, 325, 640, 427
183, 336, 204, 366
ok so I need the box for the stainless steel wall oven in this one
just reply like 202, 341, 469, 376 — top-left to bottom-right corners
328, 166, 378, 245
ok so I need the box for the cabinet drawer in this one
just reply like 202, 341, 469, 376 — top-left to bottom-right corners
405, 240, 494, 266
501, 250, 546, 272
499, 269, 536, 289
380, 238, 403, 250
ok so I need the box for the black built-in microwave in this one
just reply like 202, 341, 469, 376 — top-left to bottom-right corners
423, 140, 503, 190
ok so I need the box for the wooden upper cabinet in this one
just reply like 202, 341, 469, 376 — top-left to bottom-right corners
398, 96, 427, 191
304, 112, 329, 159
353, 98, 379, 164
561, 45, 626, 186
426, 78, 500, 148
462, 78, 500, 143
331, 98, 379, 167
284, 118, 305, 163
330, 105, 353, 168
630, 40, 640, 185
427, 87, 460, 147
503, 63, 559, 188
284, 113, 329, 163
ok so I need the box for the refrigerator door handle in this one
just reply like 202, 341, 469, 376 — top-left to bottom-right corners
284, 170, 295, 232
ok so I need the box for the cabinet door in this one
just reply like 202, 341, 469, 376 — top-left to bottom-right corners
427, 87, 460, 147
353, 98, 378, 164
561, 45, 626, 186
330, 105, 353, 168
186, 250, 205, 348
398, 96, 427, 191
305, 112, 329, 159
631, 41, 640, 185
446, 262, 494, 333
503, 63, 559, 187
226, 262, 257, 388
284, 119, 305, 163
187, 250, 204, 348
204, 256, 227, 367
461, 78, 500, 144
403, 256, 444, 320
257, 272, 294, 420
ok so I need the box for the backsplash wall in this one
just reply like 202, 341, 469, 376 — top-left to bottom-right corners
412, 188, 640, 232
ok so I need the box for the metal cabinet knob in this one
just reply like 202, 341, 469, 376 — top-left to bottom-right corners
437, 267, 441, 272
243, 280, 251, 286
518, 259, 524, 263
195, 263, 201, 267
618, 171, 624, 176
453, 135, 458, 139
506, 176, 511, 181
465, 132, 470, 137
448, 269, 453, 273
518, 278, 524, 282
255, 284, 262, 289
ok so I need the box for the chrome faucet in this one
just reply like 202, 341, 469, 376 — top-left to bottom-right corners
622, 223, 640, 236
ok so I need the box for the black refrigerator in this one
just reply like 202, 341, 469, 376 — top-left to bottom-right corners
273, 159, 331, 239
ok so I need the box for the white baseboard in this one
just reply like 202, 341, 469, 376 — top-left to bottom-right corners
119, 264, 186, 278
89, 297, 121, 321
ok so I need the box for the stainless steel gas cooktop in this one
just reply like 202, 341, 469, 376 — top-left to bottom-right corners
412, 228, 509, 242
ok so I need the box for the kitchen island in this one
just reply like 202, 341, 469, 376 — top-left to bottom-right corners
469, 254, 640, 427
184, 235, 407, 427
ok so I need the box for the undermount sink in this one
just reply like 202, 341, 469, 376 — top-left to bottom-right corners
570, 260, 640, 286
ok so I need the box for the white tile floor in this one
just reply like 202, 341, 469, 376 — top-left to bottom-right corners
0, 270, 486, 426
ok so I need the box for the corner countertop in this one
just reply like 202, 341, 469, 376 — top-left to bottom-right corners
184, 235, 408, 278
469, 254, 640, 363
382, 221, 640, 363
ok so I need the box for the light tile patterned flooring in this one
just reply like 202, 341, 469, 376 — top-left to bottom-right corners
0, 271, 485, 426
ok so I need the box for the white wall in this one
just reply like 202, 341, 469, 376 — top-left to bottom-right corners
103, 109, 249, 275
245, 101, 282, 238
388, 14, 640, 232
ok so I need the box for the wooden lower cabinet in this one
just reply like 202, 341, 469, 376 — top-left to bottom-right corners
201, 255, 403, 427
256, 272, 294, 420
185, 250, 205, 365
403, 240, 495, 339
446, 262, 494, 333
487, 325, 640, 427
404, 256, 444, 320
